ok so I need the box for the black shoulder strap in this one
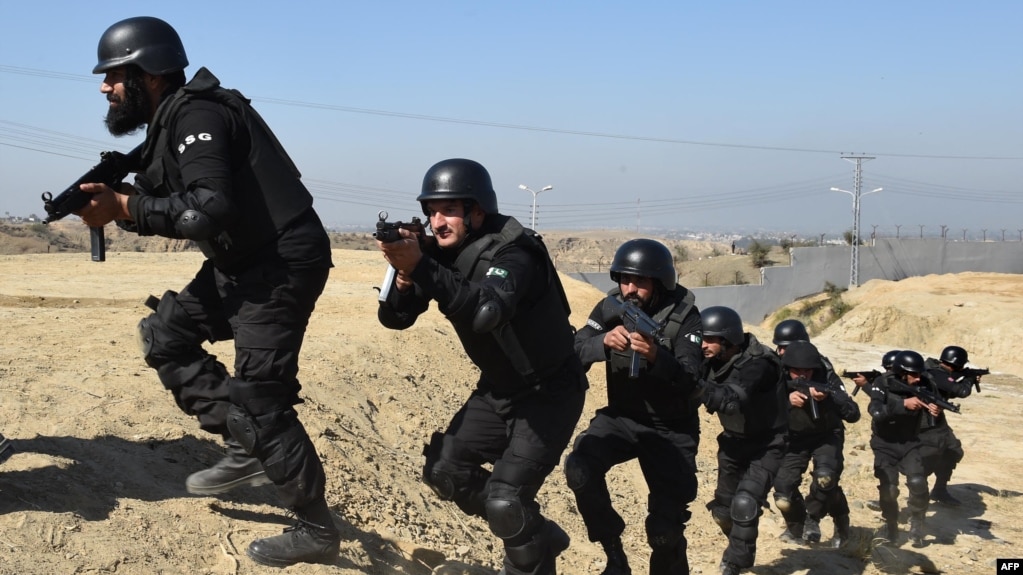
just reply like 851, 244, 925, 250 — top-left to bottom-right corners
655, 287, 697, 346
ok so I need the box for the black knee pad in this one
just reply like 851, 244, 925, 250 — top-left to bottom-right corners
645, 519, 681, 551
813, 466, 838, 491
906, 474, 929, 496
137, 291, 202, 369
730, 491, 760, 526
486, 483, 541, 541
421, 433, 488, 504
563, 451, 597, 492
503, 520, 568, 572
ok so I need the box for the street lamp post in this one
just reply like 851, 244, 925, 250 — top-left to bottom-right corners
518, 184, 554, 229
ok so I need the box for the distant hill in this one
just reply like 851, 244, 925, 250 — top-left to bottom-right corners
0, 221, 788, 288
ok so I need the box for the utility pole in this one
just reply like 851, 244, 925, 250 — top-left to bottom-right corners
636, 198, 641, 234
831, 155, 881, 288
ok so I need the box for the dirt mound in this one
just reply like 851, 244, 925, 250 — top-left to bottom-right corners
0, 250, 1020, 575
819, 273, 1023, 376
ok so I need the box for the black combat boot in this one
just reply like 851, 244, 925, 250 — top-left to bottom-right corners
186, 438, 271, 495
831, 514, 851, 548
0, 433, 14, 465
599, 537, 631, 575
880, 520, 898, 545
908, 514, 925, 548
719, 560, 741, 575
802, 515, 821, 543
930, 478, 961, 506
247, 497, 341, 567
779, 521, 804, 544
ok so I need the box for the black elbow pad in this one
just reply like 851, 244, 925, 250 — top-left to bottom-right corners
473, 287, 513, 334
473, 299, 506, 333
176, 209, 220, 240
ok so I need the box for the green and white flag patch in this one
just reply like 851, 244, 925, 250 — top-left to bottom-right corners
486, 267, 509, 278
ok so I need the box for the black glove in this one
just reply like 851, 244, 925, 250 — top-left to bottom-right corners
703, 384, 738, 415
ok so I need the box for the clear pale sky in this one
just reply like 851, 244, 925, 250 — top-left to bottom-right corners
1, 1, 1021, 237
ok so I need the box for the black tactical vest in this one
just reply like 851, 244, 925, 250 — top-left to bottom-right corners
708, 334, 787, 436
451, 215, 575, 389
142, 67, 314, 268
605, 285, 696, 380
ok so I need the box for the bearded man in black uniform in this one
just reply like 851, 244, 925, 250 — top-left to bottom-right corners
565, 239, 703, 575
76, 17, 338, 567
376, 159, 587, 575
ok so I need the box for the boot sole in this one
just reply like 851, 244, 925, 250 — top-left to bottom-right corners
0, 438, 13, 465
246, 543, 340, 568
186, 471, 272, 495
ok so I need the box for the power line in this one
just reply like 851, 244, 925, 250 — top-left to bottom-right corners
2, 64, 1021, 160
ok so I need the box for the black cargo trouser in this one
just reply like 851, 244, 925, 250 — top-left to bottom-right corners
709, 430, 785, 569
566, 410, 699, 575
428, 370, 585, 575
773, 431, 849, 522
871, 435, 928, 523
150, 257, 330, 508
919, 423, 964, 483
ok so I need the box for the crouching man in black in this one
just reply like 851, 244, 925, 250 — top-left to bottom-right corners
699, 306, 787, 575
867, 350, 939, 547
773, 341, 860, 548
565, 239, 703, 575
377, 159, 587, 575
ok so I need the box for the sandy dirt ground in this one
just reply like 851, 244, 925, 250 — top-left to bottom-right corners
1, 250, 1021, 575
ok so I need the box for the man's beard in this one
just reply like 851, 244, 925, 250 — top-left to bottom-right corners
105, 70, 149, 136
623, 292, 650, 311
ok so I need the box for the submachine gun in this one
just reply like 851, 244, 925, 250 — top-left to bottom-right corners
606, 298, 663, 379
788, 377, 842, 421
373, 211, 426, 302
41, 144, 142, 262
890, 380, 961, 426
841, 369, 883, 396
373, 210, 424, 243
959, 367, 990, 393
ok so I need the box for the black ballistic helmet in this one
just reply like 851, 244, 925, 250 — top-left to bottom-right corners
782, 341, 821, 369
94, 16, 189, 75
609, 239, 677, 291
773, 319, 810, 346
701, 306, 744, 347
893, 350, 925, 375
939, 345, 969, 370
881, 349, 901, 370
417, 158, 498, 216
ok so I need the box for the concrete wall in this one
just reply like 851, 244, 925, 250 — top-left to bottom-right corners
571, 238, 1023, 323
